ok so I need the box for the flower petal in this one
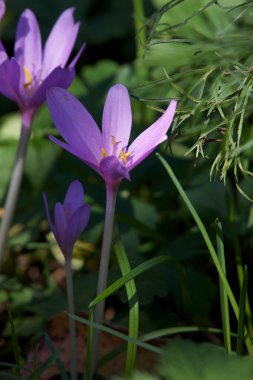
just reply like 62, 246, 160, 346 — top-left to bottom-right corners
69, 42, 86, 68
127, 100, 177, 171
47, 87, 102, 164
65, 204, 90, 258
49, 136, 100, 174
64, 180, 84, 211
0, 41, 7, 63
0, 58, 23, 106
42, 8, 80, 77
99, 156, 130, 185
0, 0, 6, 21
54, 202, 67, 255
31, 66, 75, 109
102, 84, 132, 155
14, 9, 42, 75
42, 192, 54, 233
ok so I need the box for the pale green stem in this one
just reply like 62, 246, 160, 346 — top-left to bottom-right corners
65, 258, 77, 380
132, 0, 146, 59
91, 184, 118, 375
0, 109, 35, 265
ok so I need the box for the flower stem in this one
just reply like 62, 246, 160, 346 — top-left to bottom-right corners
0, 109, 35, 265
65, 258, 77, 380
132, 0, 146, 59
91, 184, 117, 374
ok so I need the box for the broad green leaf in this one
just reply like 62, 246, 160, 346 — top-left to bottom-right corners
160, 340, 253, 380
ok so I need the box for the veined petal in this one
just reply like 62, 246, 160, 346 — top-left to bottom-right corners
47, 87, 102, 164
0, 58, 23, 106
65, 204, 90, 257
14, 9, 42, 74
42, 8, 79, 77
127, 100, 177, 171
54, 202, 67, 254
31, 66, 75, 109
64, 180, 84, 211
49, 136, 100, 174
102, 84, 132, 155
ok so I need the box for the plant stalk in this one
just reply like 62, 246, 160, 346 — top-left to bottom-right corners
65, 258, 77, 380
0, 109, 35, 265
132, 0, 146, 59
91, 183, 117, 375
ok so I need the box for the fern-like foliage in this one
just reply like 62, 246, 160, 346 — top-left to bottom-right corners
135, 0, 253, 198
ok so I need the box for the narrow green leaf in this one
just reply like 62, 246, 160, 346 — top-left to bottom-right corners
115, 238, 139, 377
0, 372, 24, 380
141, 326, 237, 342
96, 344, 127, 369
26, 352, 60, 380
215, 220, 231, 353
237, 266, 249, 355
44, 333, 69, 380
89, 256, 169, 308
7, 305, 23, 377
0, 361, 32, 378
70, 314, 162, 355
85, 310, 94, 380
157, 154, 253, 354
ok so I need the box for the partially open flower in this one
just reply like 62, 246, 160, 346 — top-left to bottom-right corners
43, 180, 90, 260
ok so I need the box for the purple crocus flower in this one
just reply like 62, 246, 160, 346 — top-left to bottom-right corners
43, 180, 90, 260
0, 8, 86, 264
46, 84, 177, 363
0, 7, 85, 116
47, 84, 177, 189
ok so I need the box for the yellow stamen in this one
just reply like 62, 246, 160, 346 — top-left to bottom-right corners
111, 136, 115, 145
101, 148, 107, 157
119, 150, 131, 164
23, 66, 32, 89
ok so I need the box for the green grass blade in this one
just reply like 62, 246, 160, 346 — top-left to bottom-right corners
157, 153, 253, 354
44, 333, 69, 380
89, 255, 169, 308
96, 344, 127, 369
115, 238, 139, 377
0, 372, 25, 380
85, 310, 94, 380
70, 314, 162, 355
26, 352, 61, 380
7, 305, 23, 377
215, 220, 231, 353
141, 326, 237, 342
237, 266, 249, 355
0, 361, 33, 378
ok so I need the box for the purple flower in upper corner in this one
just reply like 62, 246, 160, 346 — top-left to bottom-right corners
0, 8, 85, 117
0, 0, 6, 21
47, 84, 177, 189
43, 180, 90, 260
